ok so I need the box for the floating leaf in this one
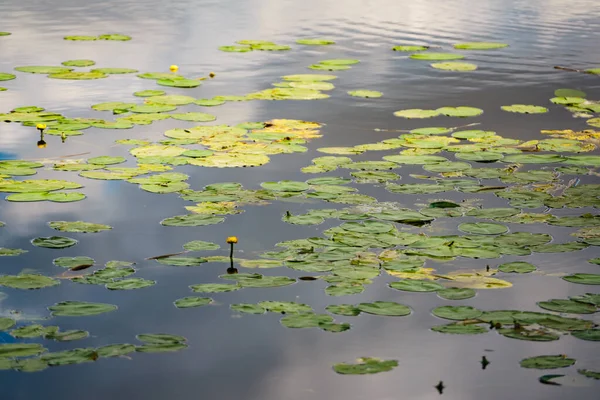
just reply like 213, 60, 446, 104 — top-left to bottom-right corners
498, 262, 536, 273
31, 236, 78, 249
431, 323, 487, 334
562, 273, 600, 285
53, 256, 94, 269
258, 301, 312, 314
97, 344, 136, 358
410, 53, 464, 61
432, 306, 482, 320
437, 106, 483, 117
572, 330, 600, 341
501, 104, 548, 114
160, 214, 225, 227
174, 297, 212, 308
437, 287, 476, 300
390, 280, 444, 292
392, 45, 428, 51
394, 109, 440, 119
0, 318, 16, 331
0, 343, 46, 358
454, 42, 508, 50
431, 62, 477, 71
280, 313, 333, 328
537, 299, 596, 314
578, 369, 600, 380
15, 66, 73, 74
357, 301, 411, 316
348, 90, 382, 98
333, 357, 398, 375
106, 278, 155, 290
458, 222, 508, 235
49, 71, 107, 80
326, 304, 361, 316
0, 274, 59, 290
48, 301, 117, 316
61, 59, 95, 67
41, 348, 97, 366
296, 38, 335, 45
48, 221, 112, 233
520, 355, 576, 370
0, 248, 28, 256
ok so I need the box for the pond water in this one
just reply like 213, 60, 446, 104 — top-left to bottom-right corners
1, 0, 600, 398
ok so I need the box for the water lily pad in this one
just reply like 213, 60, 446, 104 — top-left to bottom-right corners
41, 348, 98, 366
431, 62, 477, 71
280, 313, 333, 328
578, 369, 600, 379
230, 303, 265, 314
538, 299, 596, 314
498, 262, 536, 273
160, 214, 225, 227
572, 329, 600, 341
0, 73, 15, 81
171, 112, 216, 122
0, 317, 16, 331
0, 248, 28, 256
296, 38, 335, 45
261, 180, 310, 192
437, 287, 476, 300
258, 301, 312, 314
195, 98, 226, 106
174, 297, 212, 308
61, 59, 96, 67
156, 257, 206, 267
49, 71, 107, 80
15, 66, 73, 74
221, 273, 295, 288
392, 45, 428, 51
432, 306, 482, 320
431, 323, 487, 334
520, 355, 575, 369
326, 304, 361, 316
157, 78, 201, 88
459, 222, 508, 235
97, 344, 136, 358
333, 357, 398, 375
91, 68, 137, 74
219, 45, 252, 52
48, 221, 112, 233
357, 301, 411, 316
190, 283, 240, 293
0, 343, 46, 358
64, 35, 97, 41
348, 90, 382, 98
98, 34, 131, 41
501, 104, 548, 114
454, 42, 508, 50
31, 236, 78, 249
389, 280, 444, 292
106, 278, 155, 290
499, 328, 559, 342
394, 109, 440, 119
437, 106, 483, 117
53, 256, 94, 269
48, 301, 117, 316
563, 274, 600, 285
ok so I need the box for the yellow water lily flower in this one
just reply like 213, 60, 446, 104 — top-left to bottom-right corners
226, 236, 238, 244
169, 65, 178, 72
36, 123, 47, 130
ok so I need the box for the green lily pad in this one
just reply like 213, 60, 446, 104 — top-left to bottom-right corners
393, 109, 440, 119
562, 274, 600, 285
437, 287, 476, 300
392, 45, 428, 51
64, 35, 97, 41
410, 53, 464, 61
221, 273, 295, 288
230, 303, 265, 314
466, 208, 520, 218
520, 355, 576, 369
171, 112, 216, 122
280, 313, 333, 328
91, 68, 138, 74
48, 301, 117, 316
0, 343, 46, 358
282, 74, 337, 81
538, 299, 596, 314
130, 104, 177, 113
61, 59, 96, 67
190, 283, 240, 293
258, 301, 312, 314
578, 369, 600, 380
98, 34, 131, 41
0, 317, 16, 331
431, 323, 487, 334
88, 156, 126, 165
572, 329, 600, 341
431, 62, 477, 71
0, 248, 28, 256
296, 38, 335, 45
498, 328, 559, 342
106, 278, 156, 290
570, 293, 600, 306
458, 222, 508, 235
136, 343, 188, 353
157, 78, 201, 88
390, 280, 444, 292
49, 71, 107, 80
15, 66, 73, 74
498, 262, 536, 273
454, 42, 508, 50
333, 357, 398, 375
219, 45, 252, 52
134, 89, 165, 97
48, 221, 112, 233
325, 304, 361, 316
357, 301, 411, 316
348, 90, 382, 98
0, 274, 59, 290
261, 180, 310, 192
31, 236, 78, 249
156, 257, 206, 267
182, 240, 220, 251
41, 348, 98, 366
432, 306, 482, 320
53, 256, 94, 269
194, 98, 226, 106
436, 106, 484, 117
174, 297, 213, 308
160, 214, 225, 227
97, 344, 136, 358
501, 104, 548, 114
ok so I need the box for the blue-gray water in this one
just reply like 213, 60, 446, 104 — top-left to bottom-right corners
1, 0, 599, 399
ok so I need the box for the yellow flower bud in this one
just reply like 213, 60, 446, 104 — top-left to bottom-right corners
36, 123, 47, 130
169, 65, 179, 72
226, 236, 238, 244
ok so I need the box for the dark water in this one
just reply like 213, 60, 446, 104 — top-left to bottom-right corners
1, 0, 600, 399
